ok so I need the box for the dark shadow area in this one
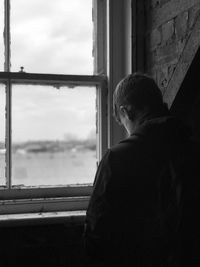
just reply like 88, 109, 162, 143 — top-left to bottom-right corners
170, 47, 200, 142
0, 223, 86, 267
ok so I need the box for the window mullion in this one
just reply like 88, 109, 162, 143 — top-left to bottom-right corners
4, 0, 11, 72
0, 0, 109, 210
5, 80, 12, 189
4, 0, 12, 189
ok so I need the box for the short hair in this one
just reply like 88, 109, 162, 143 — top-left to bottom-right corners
113, 73, 165, 122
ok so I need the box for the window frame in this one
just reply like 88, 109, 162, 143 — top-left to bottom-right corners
0, 0, 108, 215
0, 72, 108, 214
0, 0, 132, 216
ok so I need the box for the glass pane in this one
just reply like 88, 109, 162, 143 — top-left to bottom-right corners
0, 0, 4, 70
0, 84, 6, 186
12, 84, 97, 187
11, 0, 93, 75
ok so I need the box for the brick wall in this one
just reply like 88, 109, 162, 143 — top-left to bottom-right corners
144, 0, 200, 97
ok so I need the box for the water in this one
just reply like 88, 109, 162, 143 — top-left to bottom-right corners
0, 149, 96, 187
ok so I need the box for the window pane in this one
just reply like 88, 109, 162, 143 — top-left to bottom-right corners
12, 84, 97, 187
0, 0, 3, 71
0, 84, 6, 186
11, 0, 93, 75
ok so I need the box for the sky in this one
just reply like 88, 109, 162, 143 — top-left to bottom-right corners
0, 0, 95, 142
11, 0, 93, 74
0, 0, 3, 70
12, 84, 96, 142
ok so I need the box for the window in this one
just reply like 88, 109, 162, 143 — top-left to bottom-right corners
12, 85, 97, 187
0, 0, 107, 214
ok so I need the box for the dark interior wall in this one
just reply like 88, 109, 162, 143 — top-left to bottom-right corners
0, 223, 86, 267
170, 47, 200, 142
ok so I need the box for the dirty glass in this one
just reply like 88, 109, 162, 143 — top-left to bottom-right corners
11, 0, 93, 75
12, 84, 97, 187
0, 84, 6, 186
0, 0, 3, 71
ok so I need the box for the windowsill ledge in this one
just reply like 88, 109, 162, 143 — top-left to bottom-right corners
0, 210, 86, 227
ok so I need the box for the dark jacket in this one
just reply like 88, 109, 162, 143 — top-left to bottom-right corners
84, 116, 197, 266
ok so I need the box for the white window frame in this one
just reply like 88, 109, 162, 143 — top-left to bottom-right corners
0, 0, 132, 216
0, 0, 108, 215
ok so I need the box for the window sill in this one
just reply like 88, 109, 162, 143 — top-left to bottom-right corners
0, 210, 86, 227
0, 196, 90, 214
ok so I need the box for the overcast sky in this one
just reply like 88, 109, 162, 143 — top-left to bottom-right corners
12, 84, 96, 142
11, 0, 93, 74
0, 0, 3, 70
0, 0, 95, 142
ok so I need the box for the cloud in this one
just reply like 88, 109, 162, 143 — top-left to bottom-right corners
12, 85, 96, 141
3, 1, 95, 142
11, 0, 93, 74
12, 0, 92, 23
12, 108, 96, 142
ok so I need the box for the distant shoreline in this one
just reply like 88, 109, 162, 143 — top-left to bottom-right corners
12, 139, 96, 154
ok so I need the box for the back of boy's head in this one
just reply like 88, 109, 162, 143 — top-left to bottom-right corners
113, 73, 166, 120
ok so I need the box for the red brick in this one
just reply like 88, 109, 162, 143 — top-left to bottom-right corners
150, 27, 161, 49
155, 40, 185, 64
175, 11, 188, 40
188, 4, 200, 29
162, 19, 174, 44
157, 65, 169, 90
168, 63, 177, 79
160, 0, 171, 7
